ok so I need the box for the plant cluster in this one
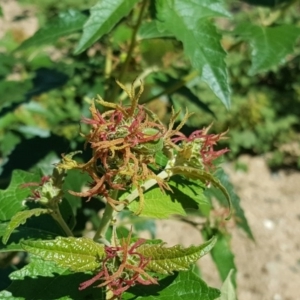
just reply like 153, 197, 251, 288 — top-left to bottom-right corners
1, 0, 299, 299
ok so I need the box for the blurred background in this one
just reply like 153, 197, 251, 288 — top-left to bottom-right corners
0, 0, 300, 299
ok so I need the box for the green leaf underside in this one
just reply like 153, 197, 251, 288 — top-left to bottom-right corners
0, 170, 40, 222
216, 269, 237, 300
17, 10, 88, 51
2, 208, 51, 245
235, 23, 300, 75
74, 0, 139, 54
21, 237, 105, 272
170, 166, 232, 219
123, 268, 220, 300
156, 0, 231, 108
206, 168, 254, 240
140, 236, 217, 275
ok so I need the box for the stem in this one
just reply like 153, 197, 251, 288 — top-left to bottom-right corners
114, 169, 171, 214
93, 190, 119, 243
109, 0, 148, 101
119, 0, 147, 82
50, 206, 74, 237
140, 70, 199, 104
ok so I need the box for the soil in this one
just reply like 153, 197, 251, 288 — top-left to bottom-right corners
1, 1, 300, 299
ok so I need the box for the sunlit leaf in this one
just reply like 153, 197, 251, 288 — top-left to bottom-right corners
128, 186, 186, 218
2, 208, 51, 245
156, 0, 231, 108
140, 236, 217, 274
9, 255, 68, 280
0, 291, 24, 300
74, 0, 139, 54
21, 237, 105, 272
235, 23, 300, 75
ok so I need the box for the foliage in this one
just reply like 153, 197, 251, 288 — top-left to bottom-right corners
0, 0, 299, 299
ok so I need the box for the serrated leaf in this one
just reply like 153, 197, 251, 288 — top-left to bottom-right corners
21, 237, 105, 272
123, 267, 220, 300
235, 23, 300, 75
170, 166, 232, 219
156, 0, 231, 108
216, 269, 237, 300
74, 0, 139, 54
0, 214, 72, 253
205, 168, 254, 240
0, 170, 40, 222
2, 208, 51, 245
139, 236, 216, 275
16, 10, 88, 51
9, 255, 68, 280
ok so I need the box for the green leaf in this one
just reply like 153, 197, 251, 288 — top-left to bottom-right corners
128, 186, 186, 218
2, 208, 51, 245
137, 21, 173, 40
6, 271, 104, 300
16, 10, 88, 51
21, 237, 105, 272
156, 0, 231, 108
170, 166, 232, 220
123, 268, 220, 300
0, 80, 32, 111
74, 0, 139, 54
169, 176, 211, 215
0, 170, 40, 222
207, 232, 236, 284
9, 255, 68, 280
139, 236, 217, 275
0, 291, 24, 300
235, 23, 300, 75
205, 168, 254, 240
216, 269, 237, 300
62, 169, 90, 214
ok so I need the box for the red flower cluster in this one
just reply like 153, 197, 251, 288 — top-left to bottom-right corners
68, 84, 169, 213
171, 126, 229, 170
